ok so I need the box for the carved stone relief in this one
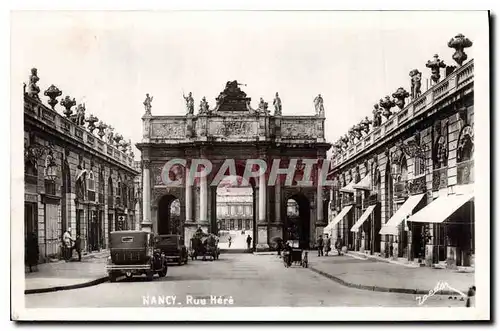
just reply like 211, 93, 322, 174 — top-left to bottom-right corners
281, 121, 316, 138
151, 122, 186, 139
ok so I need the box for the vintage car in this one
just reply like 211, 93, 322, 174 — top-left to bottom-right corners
106, 230, 168, 282
155, 234, 189, 265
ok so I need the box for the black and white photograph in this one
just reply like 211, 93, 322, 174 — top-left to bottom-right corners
10, 8, 490, 321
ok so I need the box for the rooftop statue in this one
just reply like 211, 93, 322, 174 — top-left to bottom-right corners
27, 68, 41, 100
183, 92, 194, 115
360, 116, 372, 134
199, 97, 209, 114
96, 121, 108, 139
105, 125, 114, 144
143, 93, 153, 115
75, 103, 86, 126
273, 92, 282, 116
85, 114, 99, 134
314, 94, 324, 117
409, 69, 422, 99
372, 104, 382, 127
258, 97, 269, 114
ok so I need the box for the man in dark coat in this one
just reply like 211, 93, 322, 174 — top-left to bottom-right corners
317, 235, 324, 257
246, 235, 252, 250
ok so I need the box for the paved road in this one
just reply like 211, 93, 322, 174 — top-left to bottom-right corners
25, 254, 464, 308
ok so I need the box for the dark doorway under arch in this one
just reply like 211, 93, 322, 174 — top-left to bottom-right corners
285, 194, 311, 249
158, 195, 182, 235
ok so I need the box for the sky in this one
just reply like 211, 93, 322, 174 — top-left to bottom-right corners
12, 11, 486, 160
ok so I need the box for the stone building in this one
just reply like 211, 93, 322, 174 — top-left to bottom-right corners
325, 34, 475, 268
24, 68, 139, 262
137, 81, 331, 250
216, 187, 254, 232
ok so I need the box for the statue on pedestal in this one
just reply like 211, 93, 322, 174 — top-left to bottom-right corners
409, 69, 422, 99
199, 97, 209, 114
258, 97, 268, 113
75, 103, 86, 126
143, 94, 153, 115
27, 68, 40, 100
372, 104, 382, 127
183, 92, 194, 115
273, 92, 282, 116
314, 94, 324, 117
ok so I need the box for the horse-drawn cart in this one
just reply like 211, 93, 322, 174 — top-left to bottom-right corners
189, 231, 220, 261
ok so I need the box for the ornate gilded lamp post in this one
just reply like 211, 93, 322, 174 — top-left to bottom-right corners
426, 54, 446, 84
379, 96, 395, 119
44, 84, 62, 110
448, 34, 473, 66
60, 96, 76, 118
392, 87, 410, 110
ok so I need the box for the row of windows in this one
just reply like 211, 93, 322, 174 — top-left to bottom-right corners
216, 205, 252, 217
218, 219, 252, 231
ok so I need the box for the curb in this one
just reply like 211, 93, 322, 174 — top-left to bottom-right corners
25, 276, 109, 295
309, 266, 465, 296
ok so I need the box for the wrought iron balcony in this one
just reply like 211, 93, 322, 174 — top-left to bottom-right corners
394, 180, 409, 200
25, 173, 38, 185
457, 160, 474, 185
432, 167, 448, 191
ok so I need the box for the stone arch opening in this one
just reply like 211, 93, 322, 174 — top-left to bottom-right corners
285, 193, 311, 249
158, 194, 182, 235
215, 175, 255, 250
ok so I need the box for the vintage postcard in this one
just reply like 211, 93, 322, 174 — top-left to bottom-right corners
11, 10, 490, 321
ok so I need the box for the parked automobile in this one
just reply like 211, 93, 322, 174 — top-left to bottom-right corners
155, 234, 189, 265
106, 230, 167, 282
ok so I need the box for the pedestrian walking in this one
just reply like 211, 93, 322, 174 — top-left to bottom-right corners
277, 240, 283, 257
324, 234, 331, 256
62, 228, 73, 261
74, 234, 82, 261
335, 236, 342, 256
228, 236, 232, 248
317, 235, 324, 257
246, 235, 252, 250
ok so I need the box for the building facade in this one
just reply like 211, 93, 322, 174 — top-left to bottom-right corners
24, 68, 140, 262
137, 81, 331, 250
326, 34, 475, 268
216, 187, 254, 232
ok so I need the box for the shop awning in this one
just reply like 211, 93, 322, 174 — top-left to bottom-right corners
408, 193, 474, 224
352, 174, 372, 191
350, 205, 376, 232
340, 180, 356, 193
324, 205, 353, 233
379, 193, 426, 235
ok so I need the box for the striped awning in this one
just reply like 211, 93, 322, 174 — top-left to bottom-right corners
351, 205, 376, 232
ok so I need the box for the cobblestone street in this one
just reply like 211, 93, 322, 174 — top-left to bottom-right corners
25, 253, 467, 308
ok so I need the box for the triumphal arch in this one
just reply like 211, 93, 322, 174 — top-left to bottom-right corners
136, 81, 331, 249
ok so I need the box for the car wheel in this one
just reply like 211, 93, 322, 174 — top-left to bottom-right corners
109, 273, 117, 283
146, 271, 154, 281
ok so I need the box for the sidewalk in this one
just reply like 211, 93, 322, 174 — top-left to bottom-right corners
25, 250, 109, 294
307, 252, 474, 295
